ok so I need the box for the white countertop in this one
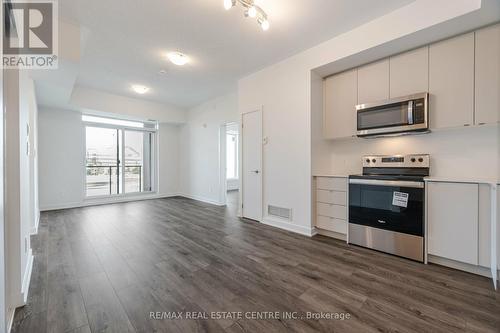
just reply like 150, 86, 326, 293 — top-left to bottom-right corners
424, 177, 500, 185
313, 174, 348, 178
313, 174, 499, 185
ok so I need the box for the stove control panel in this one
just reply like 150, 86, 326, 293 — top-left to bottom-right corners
362, 154, 430, 168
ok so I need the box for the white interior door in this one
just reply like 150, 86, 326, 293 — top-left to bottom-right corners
242, 109, 262, 221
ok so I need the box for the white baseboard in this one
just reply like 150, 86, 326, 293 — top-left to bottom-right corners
428, 254, 493, 278
40, 193, 180, 211
315, 228, 347, 241
21, 249, 34, 304
261, 217, 315, 237
7, 308, 15, 333
178, 193, 225, 206
30, 212, 40, 235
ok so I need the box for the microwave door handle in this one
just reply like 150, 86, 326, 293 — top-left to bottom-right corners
408, 100, 414, 124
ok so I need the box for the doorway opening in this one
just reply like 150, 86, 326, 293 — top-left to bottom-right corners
220, 122, 239, 210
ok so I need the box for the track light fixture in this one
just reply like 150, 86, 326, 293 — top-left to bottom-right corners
223, 0, 269, 31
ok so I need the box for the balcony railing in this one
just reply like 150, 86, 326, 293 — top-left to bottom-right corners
86, 165, 142, 196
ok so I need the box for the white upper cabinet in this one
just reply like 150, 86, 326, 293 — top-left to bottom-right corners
475, 24, 500, 125
389, 47, 429, 98
427, 182, 479, 265
357, 59, 389, 104
323, 69, 357, 139
429, 33, 474, 129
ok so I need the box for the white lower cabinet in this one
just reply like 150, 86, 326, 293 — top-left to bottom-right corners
478, 184, 492, 267
314, 177, 348, 238
427, 182, 479, 265
316, 216, 347, 234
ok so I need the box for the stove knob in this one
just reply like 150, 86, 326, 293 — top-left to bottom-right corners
418, 157, 424, 162
365, 159, 371, 163
372, 159, 376, 163
411, 158, 416, 163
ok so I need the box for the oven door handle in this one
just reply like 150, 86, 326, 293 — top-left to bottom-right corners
349, 178, 424, 188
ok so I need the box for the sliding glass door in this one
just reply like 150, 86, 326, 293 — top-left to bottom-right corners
124, 130, 153, 193
84, 115, 156, 198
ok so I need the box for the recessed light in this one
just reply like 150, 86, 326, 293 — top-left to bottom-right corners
131, 85, 149, 94
167, 52, 189, 66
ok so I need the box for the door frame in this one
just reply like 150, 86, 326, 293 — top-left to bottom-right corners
218, 122, 239, 206
240, 107, 263, 221
0, 61, 5, 333
218, 124, 228, 205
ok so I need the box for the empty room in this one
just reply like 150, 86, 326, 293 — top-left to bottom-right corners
1, 0, 499, 332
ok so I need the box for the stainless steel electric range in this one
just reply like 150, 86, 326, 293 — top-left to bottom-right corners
348, 154, 429, 262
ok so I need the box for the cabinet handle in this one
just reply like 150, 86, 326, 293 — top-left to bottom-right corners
464, 124, 470, 127
478, 122, 485, 125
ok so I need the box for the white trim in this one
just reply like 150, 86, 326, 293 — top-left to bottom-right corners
7, 311, 14, 333
178, 193, 225, 206
315, 228, 347, 241
21, 249, 33, 304
240, 106, 264, 222
30, 212, 40, 235
40, 193, 179, 211
428, 254, 493, 278
262, 216, 316, 237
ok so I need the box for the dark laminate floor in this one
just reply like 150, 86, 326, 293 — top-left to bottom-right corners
11, 193, 500, 333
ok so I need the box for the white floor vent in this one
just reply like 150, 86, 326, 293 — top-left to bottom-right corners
268, 205, 292, 221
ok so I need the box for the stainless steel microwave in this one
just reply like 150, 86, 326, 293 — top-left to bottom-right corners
356, 92, 429, 137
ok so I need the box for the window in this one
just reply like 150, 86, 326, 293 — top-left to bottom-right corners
84, 115, 157, 197
226, 130, 238, 180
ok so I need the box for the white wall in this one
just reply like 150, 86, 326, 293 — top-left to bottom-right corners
313, 126, 499, 179
38, 108, 85, 209
158, 123, 180, 197
70, 86, 187, 124
179, 93, 238, 205
238, 0, 499, 235
4, 70, 38, 330
38, 107, 181, 210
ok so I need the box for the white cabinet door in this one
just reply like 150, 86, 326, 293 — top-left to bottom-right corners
389, 47, 429, 98
323, 69, 357, 139
475, 24, 500, 125
357, 59, 389, 104
478, 184, 491, 267
429, 33, 474, 129
427, 182, 479, 265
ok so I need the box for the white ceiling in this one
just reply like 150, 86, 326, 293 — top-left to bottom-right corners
58, 0, 414, 109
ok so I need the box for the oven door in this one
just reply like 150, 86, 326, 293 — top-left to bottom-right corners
348, 179, 424, 236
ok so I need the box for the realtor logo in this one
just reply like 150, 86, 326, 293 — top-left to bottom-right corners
3, 0, 58, 69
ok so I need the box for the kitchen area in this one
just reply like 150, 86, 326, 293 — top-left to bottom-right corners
311, 24, 499, 288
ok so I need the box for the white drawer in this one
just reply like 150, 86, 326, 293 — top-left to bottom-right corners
317, 202, 347, 220
316, 215, 347, 234
316, 177, 347, 191
316, 189, 347, 206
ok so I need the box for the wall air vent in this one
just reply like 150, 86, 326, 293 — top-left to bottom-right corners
268, 205, 292, 221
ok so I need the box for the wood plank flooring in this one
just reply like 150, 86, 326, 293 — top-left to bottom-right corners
11, 192, 500, 333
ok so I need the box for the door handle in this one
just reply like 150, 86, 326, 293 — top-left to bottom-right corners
407, 100, 414, 125
252, 170, 260, 174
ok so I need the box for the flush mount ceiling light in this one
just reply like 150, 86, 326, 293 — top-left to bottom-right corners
167, 52, 189, 66
223, 0, 270, 31
131, 84, 150, 94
